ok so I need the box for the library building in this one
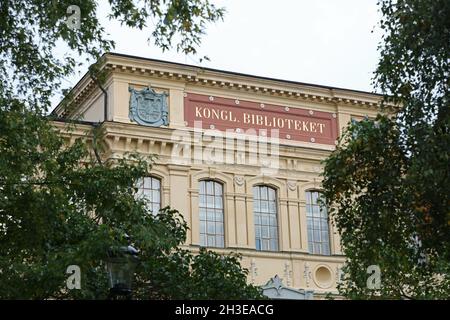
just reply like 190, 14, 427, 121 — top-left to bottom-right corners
53, 53, 381, 299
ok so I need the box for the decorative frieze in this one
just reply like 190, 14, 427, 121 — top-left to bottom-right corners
250, 259, 258, 284
335, 265, 344, 284
304, 262, 312, 287
283, 261, 293, 287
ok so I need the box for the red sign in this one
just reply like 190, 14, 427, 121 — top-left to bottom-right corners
184, 93, 338, 145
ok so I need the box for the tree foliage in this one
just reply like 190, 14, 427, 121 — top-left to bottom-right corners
0, 0, 262, 299
0, 0, 224, 110
322, 0, 449, 299
0, 104, 262, 299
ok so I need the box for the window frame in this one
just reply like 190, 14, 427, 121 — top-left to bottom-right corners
253, 185, 279, 252
198, 179, 225, 248
135, 176, 162, 215
305, 190, 331, 255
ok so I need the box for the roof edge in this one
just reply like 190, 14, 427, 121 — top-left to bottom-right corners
52, 52, 387, 115
107, 52, 383, 97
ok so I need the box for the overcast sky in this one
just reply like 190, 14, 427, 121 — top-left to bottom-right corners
57, 0, 382, 107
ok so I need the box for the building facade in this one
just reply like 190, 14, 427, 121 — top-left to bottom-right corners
53, 53, 382, 298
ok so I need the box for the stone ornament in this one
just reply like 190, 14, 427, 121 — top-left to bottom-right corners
129, 86, 169, 127
303, 262, 312, 287
336, 265, 343, 284
313, 265, 334, 289
234, 175, 244, 186
283, 262, 293, 287
287, 180, 297, 191
261, 275, 314, 300
250, 259, 258, 284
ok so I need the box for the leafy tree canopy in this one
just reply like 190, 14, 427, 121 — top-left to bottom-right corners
0, 1, 262, 299
322, 0, 449, 299
0, 0, 224, 110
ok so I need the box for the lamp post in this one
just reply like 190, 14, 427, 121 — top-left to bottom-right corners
106, 239, 139, 300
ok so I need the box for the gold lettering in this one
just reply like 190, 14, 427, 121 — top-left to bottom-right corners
318, 123, 325, 133
211, 109, 220, 120
277, 118, 285, 128
286, 119, 294, 129
243, 113, 251, 124
195, 106, 203, 118
264, 115, 272, 127
197, 104, 326, 137
302, 121, 309, 132
220, 110, 228, 121
271, 116, 276, 127
256, 115, 263, 125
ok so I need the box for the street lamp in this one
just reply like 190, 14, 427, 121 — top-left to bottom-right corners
106, 239, 139, 299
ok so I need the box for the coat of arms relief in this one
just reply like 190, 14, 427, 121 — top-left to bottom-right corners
129, 86, 169, 127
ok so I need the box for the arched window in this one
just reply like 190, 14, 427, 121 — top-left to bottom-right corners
306, 191, 330, 255
136, 176, 161, 214
199, 180, 224, 248
253, 185, 278, 251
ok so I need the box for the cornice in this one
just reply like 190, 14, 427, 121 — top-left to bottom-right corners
104, 60, 383, 107
52, 120, 334, 162
53, 73, 99, 117
103, 121, 334, 157
181, 245, 346, 262
55, 53, 399, 116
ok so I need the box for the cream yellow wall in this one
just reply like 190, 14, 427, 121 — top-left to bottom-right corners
54, 54, 387, 296
80, 91, 104, 122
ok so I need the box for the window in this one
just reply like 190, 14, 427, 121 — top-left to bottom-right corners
199, 180, 224, 248
253, 185, 278, 251
306, 191, 330, 255
136, 176, 161, 214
